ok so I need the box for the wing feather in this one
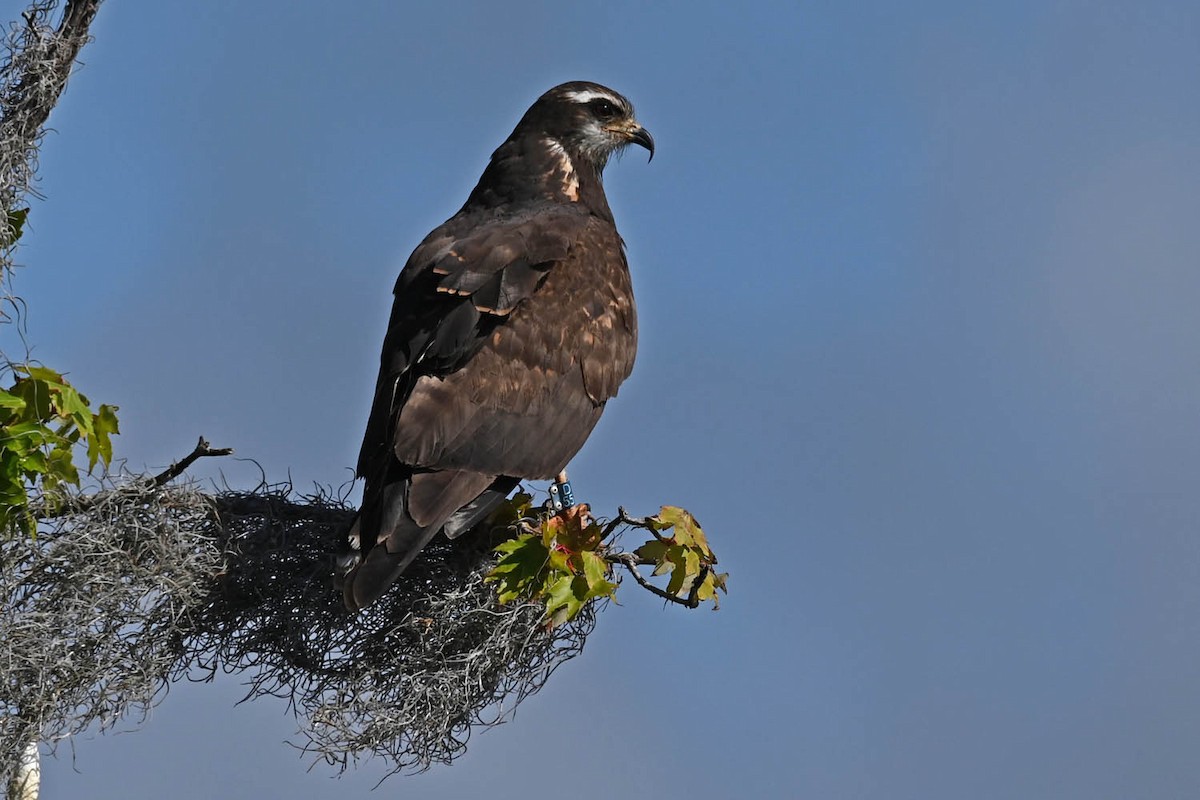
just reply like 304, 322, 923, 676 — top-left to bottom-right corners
357, 205, 594, 482
354, 203, 636, 564
389, 220, 635, 478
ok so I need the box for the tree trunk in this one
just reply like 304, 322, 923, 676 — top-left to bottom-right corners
7, 741, 39, 800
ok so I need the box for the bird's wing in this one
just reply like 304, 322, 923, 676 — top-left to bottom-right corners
354, 202, 634, 574
356, 204, 589, 474
389, 213, 637, 485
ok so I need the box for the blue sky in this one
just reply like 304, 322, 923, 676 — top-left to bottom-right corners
7, 1, 1200, 797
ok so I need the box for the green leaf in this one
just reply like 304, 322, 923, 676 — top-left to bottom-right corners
0, 484, 27, 508
544, 574, 585, 627
580, 549, 608, 586
17, 364, 63, 383
96, 404, 120, 436
488, 534, 551, 604
19, 450, 48, 474
53, 382, 94, 433
579, 550, 618, 602
488, 490, 534, 529
0, 421, 52, 454
2, 207, 29, 248
489, 502, 622, 626
11, 377, 52, 420
493, 537, 529, 557
86, 404, 120, 471
1, 367, 121, 540
0, 389, 25, 413
45, 446, 80, 487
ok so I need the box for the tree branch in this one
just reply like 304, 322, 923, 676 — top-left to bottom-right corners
149, 436, 234, 488
7, 740, 39, 800
601, 506, 667, 542
1, 0, 103, 218
606, 552, 708, 609
29, 435, 232, 521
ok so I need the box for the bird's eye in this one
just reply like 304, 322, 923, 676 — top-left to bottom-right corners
589, 99, 620, 120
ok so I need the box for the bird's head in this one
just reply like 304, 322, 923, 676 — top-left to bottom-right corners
518, 81, 654, 171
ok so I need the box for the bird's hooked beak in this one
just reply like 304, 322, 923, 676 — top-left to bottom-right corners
608, 120, 655, 162
629, 124, 655, 162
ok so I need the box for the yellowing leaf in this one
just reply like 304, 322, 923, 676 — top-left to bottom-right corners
634, 539, 669, 563
547, 546, 572, 574
666, 558, 689, 597
652, 550, 676, 577
17, 364, 62, 383
655, 505, 713, 557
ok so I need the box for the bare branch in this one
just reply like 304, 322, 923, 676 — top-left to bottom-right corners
601, 505, 666, 542
1, 0, 105, 353
149, 436, 234, 487
0, 0, 102, 215
28, 435, 232, 520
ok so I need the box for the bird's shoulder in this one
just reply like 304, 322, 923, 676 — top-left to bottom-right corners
395, 202, 602, 316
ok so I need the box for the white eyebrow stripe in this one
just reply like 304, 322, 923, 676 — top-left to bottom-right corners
563, 89, 621, 105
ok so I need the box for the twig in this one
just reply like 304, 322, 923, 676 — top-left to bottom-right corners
29, 436, 232, 520
606, 552, 703, 609
685, 564, 710, 607
149, 436, 233, 488
600, 506, 666, 542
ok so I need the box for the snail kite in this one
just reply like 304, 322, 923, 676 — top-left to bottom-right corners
342, 81, 654, 610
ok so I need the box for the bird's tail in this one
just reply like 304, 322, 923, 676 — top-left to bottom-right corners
342, 477, 438, 611
341, 470, 516, 611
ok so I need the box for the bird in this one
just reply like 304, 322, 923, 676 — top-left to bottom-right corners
341, 81, 654, 611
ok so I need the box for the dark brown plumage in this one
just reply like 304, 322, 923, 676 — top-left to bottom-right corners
341, 81, 653, 610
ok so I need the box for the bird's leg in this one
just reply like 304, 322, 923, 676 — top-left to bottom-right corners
547, 470, 576, 511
